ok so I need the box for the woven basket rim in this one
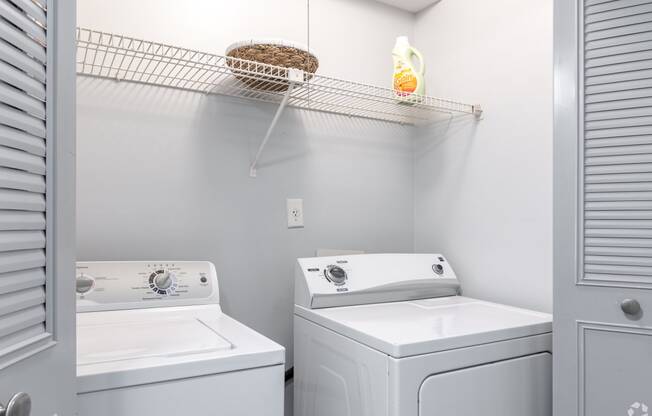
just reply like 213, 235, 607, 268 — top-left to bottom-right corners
225, 38, 318, 59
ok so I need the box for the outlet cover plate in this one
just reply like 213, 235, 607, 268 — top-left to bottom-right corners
287, 198, 304, 228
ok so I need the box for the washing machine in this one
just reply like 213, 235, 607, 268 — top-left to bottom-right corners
76, 261, 285, 416
294, 253, 552, 416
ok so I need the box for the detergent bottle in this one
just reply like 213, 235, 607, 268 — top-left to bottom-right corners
392, 36, 425, 103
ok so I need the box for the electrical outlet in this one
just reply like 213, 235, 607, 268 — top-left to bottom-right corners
287, 198, 304, 228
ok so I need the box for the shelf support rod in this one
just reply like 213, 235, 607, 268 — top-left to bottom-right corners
473, 105, 483, 119
249, 83, 296, 178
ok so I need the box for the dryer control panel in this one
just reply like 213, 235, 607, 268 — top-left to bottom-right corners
295, 253, 461, 309
76, 261, 219, 312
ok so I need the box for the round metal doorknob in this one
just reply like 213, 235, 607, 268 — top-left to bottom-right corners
0, 392, 31, 416
621, 299, 642, 316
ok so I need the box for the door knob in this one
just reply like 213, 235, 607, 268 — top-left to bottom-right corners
0, 392, 31, 416
621, 299, 642, 316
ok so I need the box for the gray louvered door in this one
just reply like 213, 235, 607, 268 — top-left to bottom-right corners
584, 0, 652, 286
0, 0, 48, 354
555, 0, 652, 415
0, 0, 75, 414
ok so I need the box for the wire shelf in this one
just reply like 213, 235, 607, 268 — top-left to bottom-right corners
76, 28, 482, 125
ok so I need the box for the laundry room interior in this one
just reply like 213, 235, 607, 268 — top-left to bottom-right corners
73, 0, 553, 414
10, 0, 652, 413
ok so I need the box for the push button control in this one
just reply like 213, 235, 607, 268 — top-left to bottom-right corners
432, 264, 444, 275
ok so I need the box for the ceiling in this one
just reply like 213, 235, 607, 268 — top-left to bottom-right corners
372, 0, 439, 13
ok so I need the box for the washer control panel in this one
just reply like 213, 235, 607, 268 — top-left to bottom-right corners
76, 261, 219, 312
295, 253, 461, 309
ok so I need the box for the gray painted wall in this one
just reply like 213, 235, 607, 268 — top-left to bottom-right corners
77, 0, 416, 369
77, 79, 415, 361
412, 0, 553, 313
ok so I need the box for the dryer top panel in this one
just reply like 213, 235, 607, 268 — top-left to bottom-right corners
295, 253, 461, 309
295, 296, 552, 358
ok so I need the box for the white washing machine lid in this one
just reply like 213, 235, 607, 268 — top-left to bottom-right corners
77, 317, 234, 366
77, 305, 285, 393
294, 296, 552, 358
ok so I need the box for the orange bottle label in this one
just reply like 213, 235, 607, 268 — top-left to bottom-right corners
394, 68, 417, 96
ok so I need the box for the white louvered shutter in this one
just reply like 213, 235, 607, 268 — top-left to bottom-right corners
583, 0, 652, 287
0, 0, 50, 359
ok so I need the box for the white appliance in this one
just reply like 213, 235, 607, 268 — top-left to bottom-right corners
76, 261, 285, 416
294, 253, 552, 416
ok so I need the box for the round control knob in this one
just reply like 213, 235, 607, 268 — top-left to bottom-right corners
76, 274, 95, 295
325, 265, 347, 286
149, 269, 177, 295
154, 270, 174, 290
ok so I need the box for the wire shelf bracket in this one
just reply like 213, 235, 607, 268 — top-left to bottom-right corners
249, 70, 301, 177
76, 28, 484, 176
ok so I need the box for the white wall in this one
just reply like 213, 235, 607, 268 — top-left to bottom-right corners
412, 0, 553, 313
77, 0, 414, 85
76, 1, 415, 414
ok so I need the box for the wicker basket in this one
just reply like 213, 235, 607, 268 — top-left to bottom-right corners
226, 40, 319, 92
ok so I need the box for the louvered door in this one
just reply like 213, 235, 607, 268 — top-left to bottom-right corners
583, 0, 652, 287
555, 0, 652, 415
0, 0, 75, 414
0, 0, 48, 357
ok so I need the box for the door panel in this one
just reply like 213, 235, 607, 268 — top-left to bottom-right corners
0, 1, 75, 415
580, 323, 652, 415
418, 353, 552, 416
555, 0, 652, 414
